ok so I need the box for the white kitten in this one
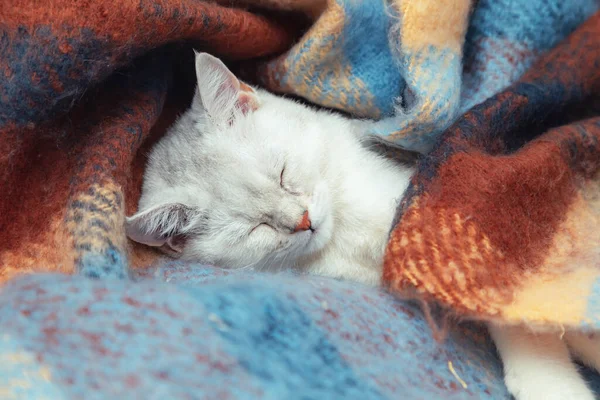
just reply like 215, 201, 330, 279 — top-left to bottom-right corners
126, 52, 600, 400
126, 52, 414, 286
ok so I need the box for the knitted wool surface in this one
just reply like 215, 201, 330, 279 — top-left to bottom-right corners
0, 0, 296, 282
1, 0, 600, 398
0, 268, 517, 399
247, 0, 599, 152
385, 13, 600, 329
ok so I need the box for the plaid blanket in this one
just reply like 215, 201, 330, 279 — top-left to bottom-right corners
1, 0, 600, 398
1, 268, 516, 399
250, 0, 599, 151
385, 12, 600, 330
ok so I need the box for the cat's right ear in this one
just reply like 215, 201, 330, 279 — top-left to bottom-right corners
193, 51, 259, 123
125, 203, 204, 254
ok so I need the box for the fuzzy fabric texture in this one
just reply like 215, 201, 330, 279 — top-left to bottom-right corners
385, 12, 600, 330
0, 267, 521, 399
247, 0, 599, 152
1, 0, 600, 398
0, 0, 296, 282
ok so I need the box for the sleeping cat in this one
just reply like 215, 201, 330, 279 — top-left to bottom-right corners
126, 52, 600, 400
126, 51, 414, 286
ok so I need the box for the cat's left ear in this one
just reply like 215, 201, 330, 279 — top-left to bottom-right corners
194, 51, 259, 122
125, 203, 204, 256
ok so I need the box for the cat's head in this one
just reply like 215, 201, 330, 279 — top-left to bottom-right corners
126, 52, 337, 269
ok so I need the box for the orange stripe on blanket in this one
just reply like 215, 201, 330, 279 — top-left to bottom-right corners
0, 217, 76, 286
391, 0, 473, 53
501, 178, 600, 327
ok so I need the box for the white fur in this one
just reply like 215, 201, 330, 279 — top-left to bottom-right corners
489, 323, 600, 400
126, 52, 413, 286
127, 53, 600, 399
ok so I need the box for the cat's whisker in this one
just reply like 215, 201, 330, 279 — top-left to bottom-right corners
257, 250, 279, 273
278, 249, 292, 272
236, 259, 261, 271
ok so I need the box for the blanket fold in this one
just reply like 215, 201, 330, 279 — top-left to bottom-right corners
2, 0, 600, 397
248, 0, 599, 151
0, 0, 297, 282
2, 0, 598, 298
384, 12, 600, 329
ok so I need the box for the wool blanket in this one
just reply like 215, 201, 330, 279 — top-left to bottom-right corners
247, 0, 599, 152
1, 0, 600, 398
385, 12, 600, 330
1, 268, 516, 399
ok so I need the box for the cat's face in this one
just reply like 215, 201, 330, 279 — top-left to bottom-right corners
126, 52, 336, 269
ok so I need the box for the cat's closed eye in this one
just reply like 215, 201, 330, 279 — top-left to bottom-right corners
279, 165, 286, 188
250, 222, 274, 235
279, 165, 301, 196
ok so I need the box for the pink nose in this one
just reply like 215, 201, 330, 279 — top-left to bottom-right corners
294, 211, 312, 232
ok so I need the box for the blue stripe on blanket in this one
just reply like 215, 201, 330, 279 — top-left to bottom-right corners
0, 268, 547, 399
187, 284, 385, 399
461, 0, 599, 111
338, 0, 404, 117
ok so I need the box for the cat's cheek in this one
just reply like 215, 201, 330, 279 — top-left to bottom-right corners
251, 228, 283, 258
308, 215, 333, 254
308, 182, 331, 226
